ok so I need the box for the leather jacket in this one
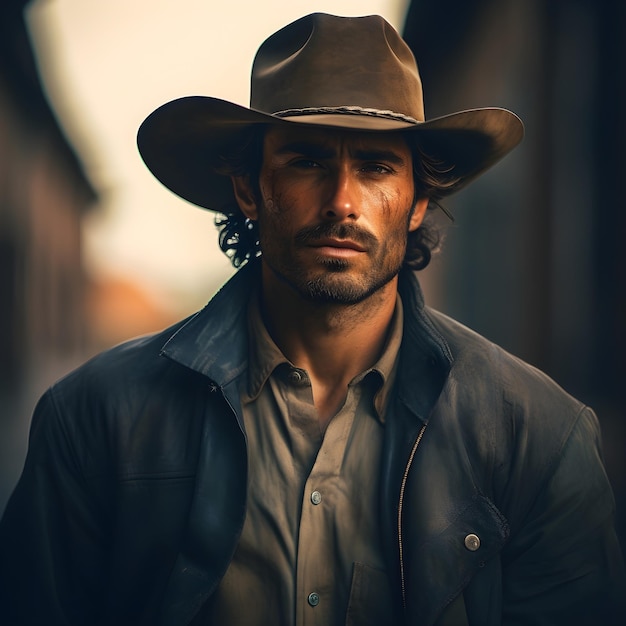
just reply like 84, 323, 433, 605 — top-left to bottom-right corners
1, 262, 624, 625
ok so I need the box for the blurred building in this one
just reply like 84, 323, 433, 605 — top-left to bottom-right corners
404, 0, 626, 550
0, 0, 97, 509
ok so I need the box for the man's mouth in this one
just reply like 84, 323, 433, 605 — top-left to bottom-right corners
309, 238, 367, 252
295, 224, 376, 252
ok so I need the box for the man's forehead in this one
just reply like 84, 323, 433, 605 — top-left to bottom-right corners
262, 124, 412, 157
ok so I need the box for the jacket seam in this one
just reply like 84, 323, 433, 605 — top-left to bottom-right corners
508, 404, 588, 537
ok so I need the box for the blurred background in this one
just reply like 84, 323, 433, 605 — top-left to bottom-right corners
1, 0, 624, 555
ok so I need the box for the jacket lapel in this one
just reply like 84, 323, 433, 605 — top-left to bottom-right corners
379, 270, 452, 605
157, 264, 258, 625
381, 271, 508, 625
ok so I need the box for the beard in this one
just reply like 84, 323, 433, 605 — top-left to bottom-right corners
260, 218, 410, 305
299, 252, 402, 304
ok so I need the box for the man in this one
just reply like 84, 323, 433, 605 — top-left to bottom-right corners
0, 12, 624, 626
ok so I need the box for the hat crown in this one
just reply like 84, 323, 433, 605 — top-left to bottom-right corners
250, 13, 425, 122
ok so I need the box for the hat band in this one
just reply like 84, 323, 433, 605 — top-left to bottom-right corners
272, 105, 420, 125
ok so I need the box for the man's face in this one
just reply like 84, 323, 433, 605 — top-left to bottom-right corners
232, 125, 427, 304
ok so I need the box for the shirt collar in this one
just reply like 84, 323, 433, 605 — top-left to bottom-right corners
367, 294, 404, 421
244, 291, 404, 423
245, 291, 291, 401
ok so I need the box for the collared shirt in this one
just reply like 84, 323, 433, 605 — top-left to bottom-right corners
206, 294, 404, 625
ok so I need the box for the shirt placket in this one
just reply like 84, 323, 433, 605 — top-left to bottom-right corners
294, 379, 358, 626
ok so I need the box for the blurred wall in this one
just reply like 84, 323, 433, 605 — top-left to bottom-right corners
404, 0, 626, 550
0, 0, 97, 511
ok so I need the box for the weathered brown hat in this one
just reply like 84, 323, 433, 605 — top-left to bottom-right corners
137, 12, 523, 211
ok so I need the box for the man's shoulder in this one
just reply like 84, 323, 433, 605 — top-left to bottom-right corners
420, 308, 600, 503
43, 264, 256, 427
65, 319, 189, 383
45, 315, 208, 420
424, 306, 586, 415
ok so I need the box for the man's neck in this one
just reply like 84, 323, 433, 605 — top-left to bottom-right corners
259, 264, 399, 428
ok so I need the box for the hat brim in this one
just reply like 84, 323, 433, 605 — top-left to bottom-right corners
137, 96, 523, 211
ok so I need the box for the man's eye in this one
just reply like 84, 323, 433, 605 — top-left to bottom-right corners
362, 163, 392, 175
293, 159, 321, 169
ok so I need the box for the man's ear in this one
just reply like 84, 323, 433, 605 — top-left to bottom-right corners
409, 197, 429, 232
231, 175, 258, 220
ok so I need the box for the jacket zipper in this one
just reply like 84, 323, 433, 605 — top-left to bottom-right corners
398, 422, 427, 611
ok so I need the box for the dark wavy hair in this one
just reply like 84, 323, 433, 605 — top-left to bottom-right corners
212, 125, 460, 270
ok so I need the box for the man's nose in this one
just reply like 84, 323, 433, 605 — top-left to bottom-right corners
322, 168, 360, 221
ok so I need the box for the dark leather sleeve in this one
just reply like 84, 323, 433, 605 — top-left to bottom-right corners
499, 406, 626, 625
0, 388, 112, 626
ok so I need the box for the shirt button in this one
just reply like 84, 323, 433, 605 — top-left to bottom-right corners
288, 369, 304, 384
310, 491, 322, 505
308, 592, 320, 607
464, 533, 481, 551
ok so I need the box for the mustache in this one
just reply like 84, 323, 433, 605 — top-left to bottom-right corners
294, 223, 378, 248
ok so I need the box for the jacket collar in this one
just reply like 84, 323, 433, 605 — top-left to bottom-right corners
160, 261, 260, 386
160, 260, 453, 418
396, 268, 453, 424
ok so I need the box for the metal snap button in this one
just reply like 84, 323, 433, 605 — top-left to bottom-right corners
288, 369, 303, 384
311, 491, 322, 505
464, 533, 481, 551
308, 592, 320, 607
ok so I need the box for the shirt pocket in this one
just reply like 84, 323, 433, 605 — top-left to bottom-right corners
345, 562, 395, 626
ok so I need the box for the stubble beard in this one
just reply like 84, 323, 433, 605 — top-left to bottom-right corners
300, 254, 402, 304
261, 217, 409, 305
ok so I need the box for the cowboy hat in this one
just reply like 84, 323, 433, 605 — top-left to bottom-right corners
137, 12, 523, 212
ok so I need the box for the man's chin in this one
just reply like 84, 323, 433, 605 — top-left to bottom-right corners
301, 272, 397, 305
265, 259, 400, 305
